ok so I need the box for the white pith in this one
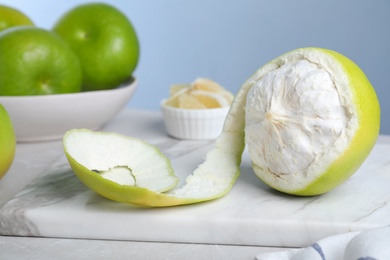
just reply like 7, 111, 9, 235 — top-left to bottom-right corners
244, 50, 358, 192
65, 130, 179, 192
99, 167, 135, 186
168, 132, 240, 198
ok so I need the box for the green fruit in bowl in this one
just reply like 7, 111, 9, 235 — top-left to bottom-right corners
0, 5, 34, 32
0, 104, 16, 179
0, 26, 82, 95
53, 3, 140, 91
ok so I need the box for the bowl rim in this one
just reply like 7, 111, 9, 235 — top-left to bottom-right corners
0, 77, 137, 100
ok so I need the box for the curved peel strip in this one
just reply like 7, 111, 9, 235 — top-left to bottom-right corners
63, 88, 247, 206
63, 71, 252, 207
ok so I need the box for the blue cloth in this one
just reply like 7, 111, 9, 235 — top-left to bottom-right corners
256, 226, 390, 260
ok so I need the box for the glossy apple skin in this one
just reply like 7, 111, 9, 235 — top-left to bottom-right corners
0, 104, 15, 179
0, 26, 82, 95
53, 3, 140, 91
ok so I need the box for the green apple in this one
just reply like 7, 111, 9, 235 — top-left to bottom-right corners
0, 5, 34, 32
53, 3, 140, 91
0, 104, 16, 179
0, 26, 82, 95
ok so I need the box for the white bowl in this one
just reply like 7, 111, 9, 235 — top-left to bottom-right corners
0, 78, 137, 142
160, 100, 230, 140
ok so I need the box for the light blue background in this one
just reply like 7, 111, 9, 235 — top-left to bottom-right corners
2, 0, 390, 134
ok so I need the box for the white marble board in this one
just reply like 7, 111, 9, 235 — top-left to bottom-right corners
1, 111, 390, 248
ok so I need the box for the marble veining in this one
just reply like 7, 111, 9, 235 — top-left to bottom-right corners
1, 133, 390, 247
0, 161, 87, 236
0, 137, 214, 237
153, 138, 214, 159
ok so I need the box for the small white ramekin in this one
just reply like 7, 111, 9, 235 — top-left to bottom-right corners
160, 100, 230, 140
